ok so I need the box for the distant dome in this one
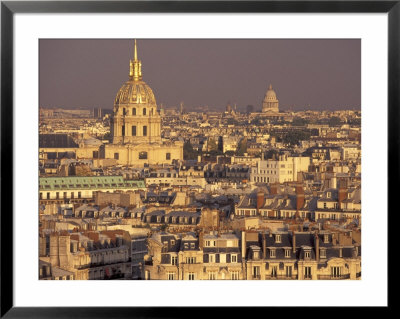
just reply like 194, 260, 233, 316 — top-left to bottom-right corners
262, 84, 279, 113
114, 80, 156, 107
264, 84, 277, 102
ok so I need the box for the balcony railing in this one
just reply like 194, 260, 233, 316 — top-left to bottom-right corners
265, 275, 298, 280
252, 275, 261, 280
317, 274, 351, 280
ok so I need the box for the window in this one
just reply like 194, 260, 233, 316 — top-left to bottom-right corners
253, 251, 259, 259
323, 202, 327, 209
270, 249, 276, 258
63, 192, 67, 199
166, 153, 171, 160
56, 192, 59, 199
230, 271, 239, 280
139, 152, 148, 160
271, 266, 277, 278
71, 192, 74, 199
171, 256, 178, 266
188, 273, 195, 280
231, 254, 237, 263
285, 265, 292, 278
304, 266, 312, 279
304, 251, 311, 259
167, 272, 175, 280
185, 257, 196, 264
253, 266, 260, 278
132, 126, 136, 136
78, 192, 81, 199
320, 249, 326, 258
46, 192, 50, 199
275, 234, 281, 243
122, 125, 125, 136
143, 108, 146, 115
324, 234, 329, 243
285, 249, 291, 258
93, 151, 98, 158
132, 108, 136, 115
114, 153, 119, 160
331, 266, 342, 278
205, 240, 216, 247
143, 126, 147, 136
209, 254, 215, 263
208, 272, 217, 280
190, 243, 195, 249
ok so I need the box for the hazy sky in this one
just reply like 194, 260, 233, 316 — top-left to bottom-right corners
39, 39, 360, 111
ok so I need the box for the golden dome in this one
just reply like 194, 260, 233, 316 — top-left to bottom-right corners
114, 40, 157, 108
114, 80, 156, 106
264, 84, 278, 101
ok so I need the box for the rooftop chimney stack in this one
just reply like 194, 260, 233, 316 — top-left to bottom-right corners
270, 183, 278, 195
338, 183, 348, 209
292, 231, 296, 254
256, 191, 264, 211
262, 233, 267, 259
315, 232, 320, 262
295, 185, 305, 211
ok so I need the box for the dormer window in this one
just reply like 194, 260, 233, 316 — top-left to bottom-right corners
285, 249, 291, 258
320, 249, 326, 258
171, 240, 175, 246
270, 249, 276, 258
305, 251, 311, 259
253, 251, 259, 259
327, 192, 331, 198
184, 243, 189, 249
275, 234, 281, 243
324, 234, 329, 243
190, 243, 195, 249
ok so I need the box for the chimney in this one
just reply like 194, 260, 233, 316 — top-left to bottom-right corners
256, 191, 264, 211
295, 186, 305, 211
262, 233, 267, 259
338, 185, 347, 209
292, 231, 296, 254
241, 231, 246, 259
315, 232, 320, 262
199, 231, 204, 249
270, 183, 278, 195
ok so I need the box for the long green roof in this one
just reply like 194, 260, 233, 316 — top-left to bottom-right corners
39, 176, 145, 191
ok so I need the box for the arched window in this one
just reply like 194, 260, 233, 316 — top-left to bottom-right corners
143, 108, 146, 115
132, 108, 136, 115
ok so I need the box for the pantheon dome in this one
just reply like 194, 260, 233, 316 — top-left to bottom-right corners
262, 84, 279, 113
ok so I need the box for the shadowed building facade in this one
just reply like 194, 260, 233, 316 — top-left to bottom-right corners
105, 40, 183, 166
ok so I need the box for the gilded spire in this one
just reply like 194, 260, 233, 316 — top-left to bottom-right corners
130, 39, 142, 81
134, 39, 138, 61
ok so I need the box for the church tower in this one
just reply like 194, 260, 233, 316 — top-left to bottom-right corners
111, 40, 162, 144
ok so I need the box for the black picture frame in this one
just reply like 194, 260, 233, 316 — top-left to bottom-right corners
1, 0, 396, 317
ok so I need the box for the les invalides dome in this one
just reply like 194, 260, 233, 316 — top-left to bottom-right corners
105, 40, 183, 165
111, 40, 161, 145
